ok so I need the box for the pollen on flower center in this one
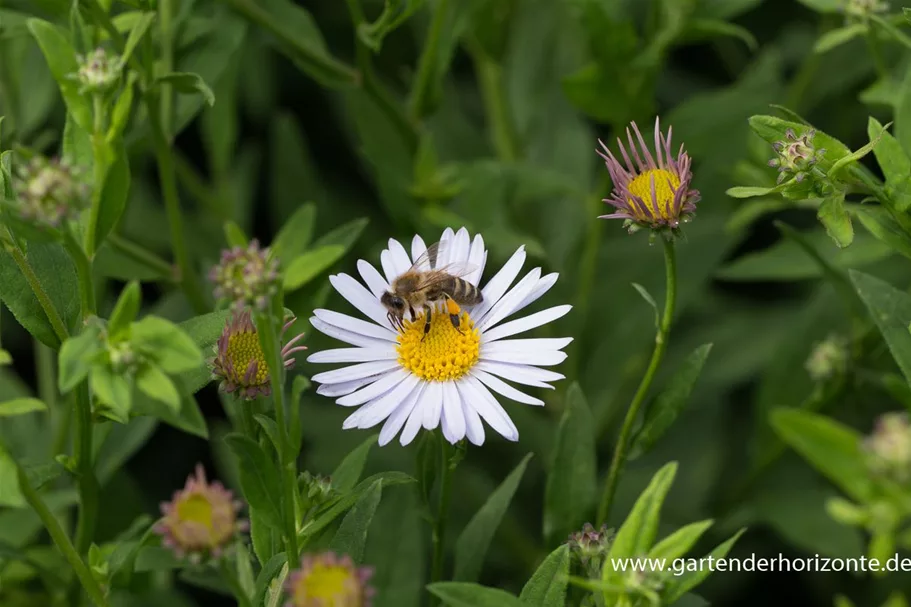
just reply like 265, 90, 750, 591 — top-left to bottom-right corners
226, 332, 269, 385
396, 310, 480, 381
299, 564, 353, 600
627, 168, 680, 220
176, 494, 214, 529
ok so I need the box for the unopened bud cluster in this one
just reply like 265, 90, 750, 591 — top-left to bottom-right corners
75, 48, 123, 94
299, 471, 334, 512
568, 523, 612, 574
13, 156, 90, 228
845, 0, 890, 18
805, 334, 849, 381
107, 339, 141, 374
864, 413, 911, 483
768, 129, 826, 184
209, 241, 280, 311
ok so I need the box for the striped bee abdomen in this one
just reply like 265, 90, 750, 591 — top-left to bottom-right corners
448, 277, 483, 305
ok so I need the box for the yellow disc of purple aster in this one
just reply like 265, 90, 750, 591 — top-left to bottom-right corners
285, 552, 374, 607
597, 117, 700, 232
154, 464, 247, 562
209, 309, 307, 400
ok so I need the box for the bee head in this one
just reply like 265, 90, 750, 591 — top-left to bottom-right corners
381, 292, 406, 329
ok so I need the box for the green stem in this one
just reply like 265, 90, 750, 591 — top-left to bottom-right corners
145, 93, 208, 313
408, 0, 450, 121
343, 0, 418, 152
107, 233, 177, 282
255, 307, 300, 569
63, 230, 97, 318
430, 440, 454, 599
85, 94, 107, 257
17, 465, 108, 607
865, 21, 888, 80
218, 0, 359, 86
219, 559, 253, 607
158, 0, 174, 139
73, 381, 99, 558
3, 235, 69, 343
597, 238, 677, 525
468, 39, 520, 162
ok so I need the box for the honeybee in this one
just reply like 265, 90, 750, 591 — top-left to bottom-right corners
381, 242, 483, 338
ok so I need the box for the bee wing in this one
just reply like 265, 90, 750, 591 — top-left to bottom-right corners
410, 241, 477, 280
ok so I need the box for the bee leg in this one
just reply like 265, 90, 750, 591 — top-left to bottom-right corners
445, 295, 463, 333
421, 306, 432, 342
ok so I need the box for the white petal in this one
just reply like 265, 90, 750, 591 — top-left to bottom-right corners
459, 383, 485, 446
314, 309, 396, 341
441, 383, 466, 443
451, 228, 471, 265
330, 274, 393, 329
481, 348, 568, 366
337, 367, 410, 406
317, 377, 378, 397
435, 228, 454, 268
400, 383, 428, 446
310, 318, 391, 349
379, 386, 421, 446
349, 374, 422, 429
308, 347, 397, 364
475, 361, 565, 387
459, 375, 518, 441
357, 260, 389, 297
311, 360, 399, 384
422, 382, 443, 430
467, 234, 486, 286
473, 247, 526, 320
512, 272, 559, 318
481, 305, 572, 343
380, 250, 398, 284
483, 338, 573, 354
412, 235, 428, 268
472, 369, 543, 406
388, 239, 413, 275
478, 268, 542, 331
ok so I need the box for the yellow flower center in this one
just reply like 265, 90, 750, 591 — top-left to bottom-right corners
227, 331, 269, 386
627, 168, 680, 220
176, 494, 214, 530
294, 564, 359, 606
397, 310, 480, 381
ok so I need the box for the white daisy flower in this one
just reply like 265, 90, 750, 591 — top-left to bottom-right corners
307, 227, 572, 447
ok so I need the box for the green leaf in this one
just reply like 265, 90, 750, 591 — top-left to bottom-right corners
121, 11, 155, 64
648, 519, 714, 560
868, 117, 911, 185
312, 217, 369, 251
91, 366, 132, 423
331, 434, 377, 494
770, 408, 873, 503
108, 281, 141, 338
851, 269, 911, 386
0, 350, 11, 366
96, 417, 157, 484
27, 18, 92, 131
250, 509, 281, 567
364, 487, 424, 607
661, 529, 745, 603
134, 392, 208, 439
605, 462, 678, 575
224, 221, 248, 248
852, 206, 911, 260
134, 546, 181, 572
58, 324, 103, 392
282, 245, 347, 291
817, 192, 853, 248
358, 0, 426, 52
631, 345, 713, 458
136, 365, 180, 411
176, 310, 232, 393
519, 545, 570, 607
543, 384, 595, 544
454, 453, 533, 582
156, 72, 215, 106
224, 433, 284, 530
427, 583, 524, 607
0, 398, 47, 417
828, 123, 888, 179
0, 446, 24, 508
253, 553, 287, 607
814, 24, 866, 53
93, 144, 131, 251
271, 203, 316, 261
329, 479, 383, 562
131, 316, 203, 374
725, 185, 784, 198
253, 414, 282, 457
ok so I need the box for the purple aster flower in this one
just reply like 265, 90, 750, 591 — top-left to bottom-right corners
209, 240, 280, 311
285, 552, 374, 607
